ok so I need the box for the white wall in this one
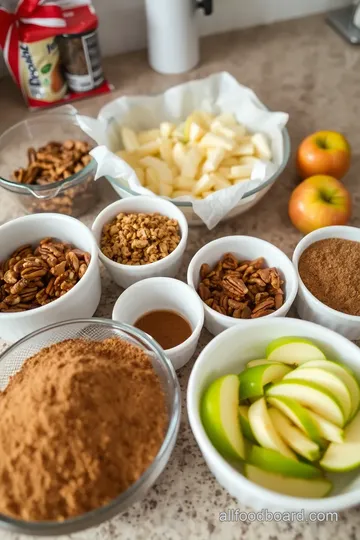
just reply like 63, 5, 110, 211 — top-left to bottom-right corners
0, 0, 352, 77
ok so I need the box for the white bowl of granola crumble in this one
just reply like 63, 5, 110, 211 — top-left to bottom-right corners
92, 196, 188, 289
187, 236, 298, 336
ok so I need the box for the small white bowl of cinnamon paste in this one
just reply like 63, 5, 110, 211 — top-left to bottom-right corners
112, 277, 204, 369
293, 225, 360, 340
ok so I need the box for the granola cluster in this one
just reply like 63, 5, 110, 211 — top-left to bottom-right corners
101, 212, 181, 265
0, 238, 91, 313
198, 252, 284, 319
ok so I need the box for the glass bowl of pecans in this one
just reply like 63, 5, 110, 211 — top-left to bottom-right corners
187, 235, 299, 336
0, 110, 99, 217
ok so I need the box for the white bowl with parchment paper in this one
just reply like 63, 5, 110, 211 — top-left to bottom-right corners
77, 72, 290, 228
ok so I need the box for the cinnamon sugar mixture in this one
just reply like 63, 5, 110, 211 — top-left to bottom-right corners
298, 238, 360, 316
0, 338, 167, 521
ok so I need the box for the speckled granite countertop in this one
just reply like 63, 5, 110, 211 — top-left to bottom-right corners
1, 12, 360, 540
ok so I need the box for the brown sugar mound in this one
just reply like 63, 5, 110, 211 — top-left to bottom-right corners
0, 338, 168, 521
298, 238, 360, 316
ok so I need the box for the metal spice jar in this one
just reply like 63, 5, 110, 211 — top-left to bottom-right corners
57, 29, 105, 93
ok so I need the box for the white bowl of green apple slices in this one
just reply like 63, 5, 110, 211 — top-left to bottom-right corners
187, 317, 360, 514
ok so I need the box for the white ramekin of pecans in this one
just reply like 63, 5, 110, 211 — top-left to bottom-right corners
0, 213, 101, 342
187, 235, 298, 336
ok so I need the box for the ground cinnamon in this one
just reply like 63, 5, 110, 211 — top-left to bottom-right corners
0, 337, 167, 521
298, 238, 360, 316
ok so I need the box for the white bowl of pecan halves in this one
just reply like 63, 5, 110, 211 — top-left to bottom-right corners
187, 236, 298, 336
0, 213, 101, 342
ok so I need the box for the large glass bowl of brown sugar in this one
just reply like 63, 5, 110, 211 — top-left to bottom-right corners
0, 318, 181, 536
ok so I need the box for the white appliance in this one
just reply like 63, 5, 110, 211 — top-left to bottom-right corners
145, 0, 213, 74
327, 2, 360, 44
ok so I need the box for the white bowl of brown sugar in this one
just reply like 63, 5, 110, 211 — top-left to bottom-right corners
293, 226, 360, 340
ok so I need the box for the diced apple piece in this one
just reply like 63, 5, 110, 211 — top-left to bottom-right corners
140, 156, 173, 185
192, 174, 216, 196
202, 147, 227, 173
232, 142, 255, 156
121, 127, 140, 151
252, 133, 272, 160
199, 133, 235, 152
159, 183, 173, 197
137, 141, 161, 156
172, 142, 187, 170
137, 129, 161, 145
229, 165, 253, 179
160, 122, 175, 138
181, 147, 204, 178
159, 139, 174, 165
213, 173, 232, 191
244, 465, 332, 498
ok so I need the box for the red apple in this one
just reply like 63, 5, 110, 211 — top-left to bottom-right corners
297, 131, 351, 180
288, 175, 351, 234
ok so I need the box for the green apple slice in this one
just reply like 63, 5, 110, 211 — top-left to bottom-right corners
266, 380, 345, 427
307, 410, 344, 443
320, 410, 360, 472
238, 405, 257, 443
297, 360, 360, 418
248, 445, 322, 478
239, 364, 292, 400
244, 465, 332, 498
246, 359, 282, 368
267, 396, 322, 445
201, 375, 245, 460
248, 398, 296, 459
268, 407, 321, 461
284, 368, 352, 422
266, 337, 326, 366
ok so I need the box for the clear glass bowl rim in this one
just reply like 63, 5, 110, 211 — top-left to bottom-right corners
105, 126, 291, 206
0, 318, 181, 536
0, 112, 96, 195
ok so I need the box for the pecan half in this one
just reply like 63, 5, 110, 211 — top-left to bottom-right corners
222, 276, 248, 299
196, 252, 285, 320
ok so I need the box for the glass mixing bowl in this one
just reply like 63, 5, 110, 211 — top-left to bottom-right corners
0, 318, 181, 536
0, 111, 99, 217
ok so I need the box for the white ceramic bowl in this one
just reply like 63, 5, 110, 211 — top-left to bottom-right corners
187, 235, 298, 336
112, 277, 204, 370
293, 226, 360, 340
92, 196, 188, 288
0, 213, 101, 342
187, 317, 360, 514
